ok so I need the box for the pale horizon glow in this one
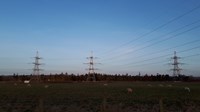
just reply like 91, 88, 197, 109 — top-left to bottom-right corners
0, 0, 200, 76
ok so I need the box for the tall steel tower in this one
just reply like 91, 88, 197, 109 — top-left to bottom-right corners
84, 51, 100, 81
32, 51, 43, 82
171, 51, 182, 76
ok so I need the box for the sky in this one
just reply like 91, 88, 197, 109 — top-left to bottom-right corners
0, 0, 200, 76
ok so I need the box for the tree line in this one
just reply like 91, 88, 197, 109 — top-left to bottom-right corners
0, 72, 197, 82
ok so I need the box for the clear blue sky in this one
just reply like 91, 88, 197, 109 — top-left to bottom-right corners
0, 0, 200, 76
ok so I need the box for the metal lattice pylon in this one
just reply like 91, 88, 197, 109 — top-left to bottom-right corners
32, 51, 43, 82
84, 51, 100, 81
171, 51, 182, 76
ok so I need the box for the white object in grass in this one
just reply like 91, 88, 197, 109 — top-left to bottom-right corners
44, 85, 49, 88
127, 88, 133, 93
184, 87, 190, 92
103, 83, 108, 86
24, 80, 30, 84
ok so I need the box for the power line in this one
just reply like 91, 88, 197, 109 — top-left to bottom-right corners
100, 4, 200, 56
124, 39, 200, 61
127, 23, 200, 55
101, 23, 200, 62
114, 45, 200, 69
115, 53, 200, 70
107, 48, 200, 75
183, 53, 200, 58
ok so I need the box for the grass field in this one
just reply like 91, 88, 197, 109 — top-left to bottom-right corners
0, 81, 200, 112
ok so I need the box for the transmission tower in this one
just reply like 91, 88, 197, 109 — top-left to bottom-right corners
84, 51, 100, 81
170, 51, 182, 77
32, 51, 43, 82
